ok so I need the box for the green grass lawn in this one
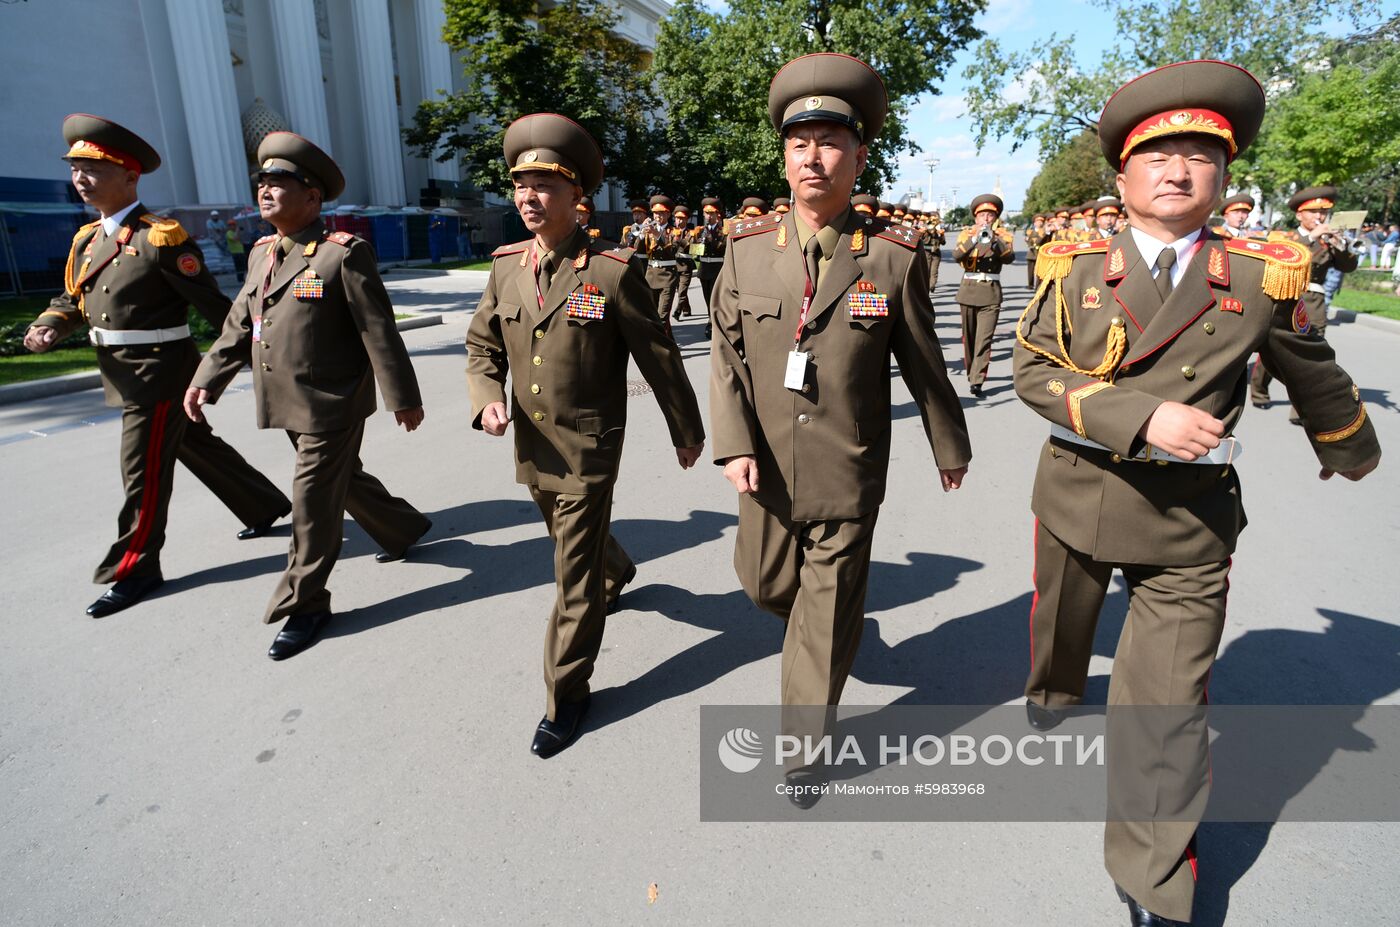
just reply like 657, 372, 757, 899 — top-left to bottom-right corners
1332, 286, 1400, 321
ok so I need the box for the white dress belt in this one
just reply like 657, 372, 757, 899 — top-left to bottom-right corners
699, 256, 725, 263
1049, 423, 1242, 465
1306, 282, 1326, 294
89, 324, 192, 347
963, 272, 998, 282
648, 259, 678, 268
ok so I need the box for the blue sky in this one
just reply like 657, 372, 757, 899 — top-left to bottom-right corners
885, 0, 1400, 212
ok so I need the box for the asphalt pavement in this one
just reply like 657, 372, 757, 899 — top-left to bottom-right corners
1, 256, 1396, 926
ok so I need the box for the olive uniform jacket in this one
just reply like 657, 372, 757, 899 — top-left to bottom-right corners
709, 210, 972, 522
191, 219, 421, 434
1025, 226, 1050, 262
34, 206, 229, 408
466, 226, 705, 494
953, 227, 1016, 307
1269, 227, 1359, 326
1014, 230, 1378, 567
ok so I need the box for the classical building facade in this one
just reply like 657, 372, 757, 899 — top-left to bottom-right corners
1, 0, 669, 210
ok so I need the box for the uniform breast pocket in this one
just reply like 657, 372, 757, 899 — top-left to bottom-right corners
497, 301, 522, 322
739, 293, 782, 320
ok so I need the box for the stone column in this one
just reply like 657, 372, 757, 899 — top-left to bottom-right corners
350, 0, 407, 206
268, 0, 333, 154
164, 0, 248, 204
414, 0, 460, 183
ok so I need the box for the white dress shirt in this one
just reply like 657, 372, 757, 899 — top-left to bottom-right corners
1129, 225, 1204, 289
100, 201, 140, 237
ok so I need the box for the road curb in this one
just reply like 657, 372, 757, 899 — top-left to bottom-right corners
1331, 308, 1400, 336
0, 314, 445, 406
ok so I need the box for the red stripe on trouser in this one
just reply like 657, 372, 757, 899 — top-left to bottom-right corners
1027, 518, 1040, 671
114, 400, 170, 581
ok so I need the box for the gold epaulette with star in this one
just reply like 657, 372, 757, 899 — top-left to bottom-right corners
593, 244, 634, 263
1034, 239, 1110, 281
729, 214, 783, 239
139, 214, 189, 247
322, 231, 356, 247
1222, 236, 1310, 301
873, 224, 919, 249
492, 240, 532, 258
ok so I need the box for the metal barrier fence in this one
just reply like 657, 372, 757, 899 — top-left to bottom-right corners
0, 208, 471, 298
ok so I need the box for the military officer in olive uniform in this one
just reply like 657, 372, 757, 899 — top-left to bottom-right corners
1217, 193, 1257, 239
710, 55, 971, 802
924, 209, 946, 291
26, 115, 290, 619
1025, 213, 1050, 286
669, 203, 697, 320
1249, 184, 1357, 413
186, 132, 429, 661
620, 199, 648, 249
639, 195, 683, 325
1014, 61, 1379, 926
696, 197, 729, 338
467, 114, 706, 758
575, 196, 605, 242
1091, 197, 1122, 240
953, 193, 1016, 397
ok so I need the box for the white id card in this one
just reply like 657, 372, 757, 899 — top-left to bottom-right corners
784, 351, 809, 391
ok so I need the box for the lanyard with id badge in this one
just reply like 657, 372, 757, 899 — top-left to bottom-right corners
785, 249, 816, 391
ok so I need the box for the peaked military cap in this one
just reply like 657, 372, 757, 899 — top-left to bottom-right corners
701, 196, 723, 212
1098, 59, 1265, 169
768, 53, 888, 144
256, 131, 345, 200
673, 203, 691, 218
971, 194, 1003, 217
649, 194, 674, 212
1094, 196, 1122, 216
851, 193, 879, 214
1220, 192, 1255, 213
62, 113, 161, 174
576, 197, 595, 214
503, 113, 604, 193
629, 199, 648, 211
1288, 185, 1338, 212
772, 197, 791, 211
741, 196, 769, 215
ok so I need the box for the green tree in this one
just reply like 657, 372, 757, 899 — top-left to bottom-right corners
944, 205, 971, 227
963, 0, 1368, 161
1021, 131, 1117, 217
1235, 16, 1400, 205
404, 0, 659, 198
651, 0, 986, 205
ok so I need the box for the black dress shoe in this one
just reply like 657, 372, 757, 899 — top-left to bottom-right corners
375, 519, 433, 563
1026, 698, 1065, 732
531, 694, 591, 758
784, 767, 828, 810
236, 507, 292, 540
970, 383, 983, 398
606, 563, 638, 614
1116, 885, 1189, 926
268, 610, 331, 661
703, 325, 712, 339
1250, 400, 1268, 410
86, 573, 165, 618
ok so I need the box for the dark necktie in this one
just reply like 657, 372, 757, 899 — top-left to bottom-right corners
535, 252, 554, 309
804, 235, 821, 292
1153, 247, 1176, 303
